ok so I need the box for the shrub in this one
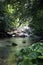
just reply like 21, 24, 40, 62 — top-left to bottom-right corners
17, 43, 43, 65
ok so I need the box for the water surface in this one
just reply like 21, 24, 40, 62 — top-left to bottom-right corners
0, 37, 31, 65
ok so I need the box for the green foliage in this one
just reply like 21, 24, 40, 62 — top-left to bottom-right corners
29, 0, 43, 36
0, 0, 43, 37
0, 0, 32, 32
17, 43, 43, 65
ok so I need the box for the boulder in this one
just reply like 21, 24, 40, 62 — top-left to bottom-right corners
12, 43, 17, 46
22, 40, 26, 43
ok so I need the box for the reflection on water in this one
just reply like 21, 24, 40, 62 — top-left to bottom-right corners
0, 37, 31, 65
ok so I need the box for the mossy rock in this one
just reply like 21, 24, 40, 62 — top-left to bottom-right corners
22, 40, 26, 43
12, 43, 17, 46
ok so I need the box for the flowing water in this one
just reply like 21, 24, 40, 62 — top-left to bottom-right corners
0, 37, 31, 65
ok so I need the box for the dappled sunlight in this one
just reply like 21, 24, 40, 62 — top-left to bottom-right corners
7, 4, 14, 14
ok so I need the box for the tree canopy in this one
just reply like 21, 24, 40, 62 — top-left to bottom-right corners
0, 0, 43, 36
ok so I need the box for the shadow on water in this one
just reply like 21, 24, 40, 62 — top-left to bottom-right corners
0, 47, 11, 59
0, 46, 11, 65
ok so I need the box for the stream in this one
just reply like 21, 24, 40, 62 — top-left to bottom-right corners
0, 37, 31, 65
